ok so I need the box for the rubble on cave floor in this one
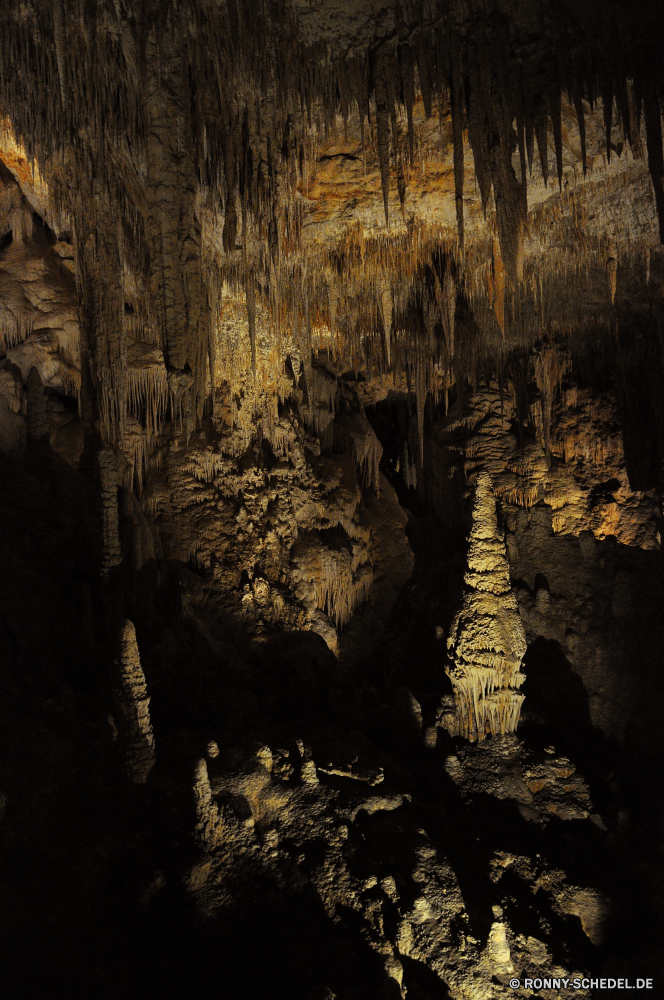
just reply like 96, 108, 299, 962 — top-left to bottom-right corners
179, 722, 601, 1000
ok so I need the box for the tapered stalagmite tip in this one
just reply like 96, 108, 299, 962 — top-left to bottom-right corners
114, 618, 155, 783
194, 757, 209, 785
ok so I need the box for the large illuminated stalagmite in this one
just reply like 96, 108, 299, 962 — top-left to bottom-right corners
445, 473, 526, 741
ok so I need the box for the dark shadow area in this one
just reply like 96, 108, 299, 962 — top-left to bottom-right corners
522, 638, 592, 738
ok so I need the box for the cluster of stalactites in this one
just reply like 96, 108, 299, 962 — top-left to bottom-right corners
337, 8, 664, 284
0, 0, 314, 450
272, 211, 638, 454
1, 1, 663, 452
290, 535, 375, 630
445, 473, 527, 742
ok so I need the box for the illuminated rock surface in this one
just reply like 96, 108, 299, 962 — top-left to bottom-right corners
445, 473, 527, 741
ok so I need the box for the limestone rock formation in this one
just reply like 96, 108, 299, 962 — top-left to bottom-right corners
445, 473, 527, 741
0, 2, 662, 995
193, 756, 223, 850
112, 620, 156, 784
444, 737, 594, 824
98, 449, 122, 577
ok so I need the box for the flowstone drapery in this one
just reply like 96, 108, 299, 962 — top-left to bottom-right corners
445, 473, 526, 741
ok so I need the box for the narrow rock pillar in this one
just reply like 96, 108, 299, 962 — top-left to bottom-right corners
445, 473, 526, 741
113, 619, 156, 783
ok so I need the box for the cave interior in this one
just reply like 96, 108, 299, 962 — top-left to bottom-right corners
0, 2, 663, 997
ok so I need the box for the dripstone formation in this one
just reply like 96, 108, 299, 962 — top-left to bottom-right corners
112, 620, 156, 784
1, 2, 663, 997
445, 473, 527, 741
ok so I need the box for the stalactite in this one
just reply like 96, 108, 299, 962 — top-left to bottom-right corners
415, 39, 433, 120
415, 350, 426, 470
491, 236, 505, 334
515, 76, 528, 201
52, 0, 67, 111
532, 342, 571, 470
602, 73, 614, 165
486, 69, 527, 285
444, 266, 457, 354
524, 73, 535, 178
291, 534, 374, 629
113, 620, 156, 784
373, 53, 391, 228
450, 36, 465, 251
466, 49, 493, 216
572, 87, 588, 176
334, 403, 383, 493
643, 82, 664, 244
625, 81, 644, 161
378, 278, 392, 368
548, 66, 564, 189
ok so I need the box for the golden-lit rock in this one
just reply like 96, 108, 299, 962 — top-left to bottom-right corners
445, 473, 527, 741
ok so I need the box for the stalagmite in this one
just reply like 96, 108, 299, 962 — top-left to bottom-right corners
113, 620, 156, 784
573, 88, 588, 176
487, 912, 514, 972
193, 756, 223, 849
444, 473, 526, 742
98, 448, 123, 577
